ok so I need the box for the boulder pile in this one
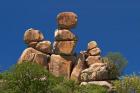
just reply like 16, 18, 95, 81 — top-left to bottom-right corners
18, 12, 117, 89
49, 12, 78, 78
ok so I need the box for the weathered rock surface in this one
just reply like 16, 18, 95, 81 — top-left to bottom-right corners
80, 62, 109, 81
28, 42, 38, 48
88, 47, 101, 56
55, 29, 77, 41
57, 12, 77, 29
86, 56, 101, 66
18, 48, 49, 68
36, 41, 52, 54
53, 41, 76, 55
49, 54, 76, 78
24, 28, 44, 44
71, 52, 87, 81
88, 41, 97, 50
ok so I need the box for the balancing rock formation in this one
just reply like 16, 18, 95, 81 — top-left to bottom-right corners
18, 12, 117, 86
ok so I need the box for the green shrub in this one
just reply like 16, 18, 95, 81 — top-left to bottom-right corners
114, 75, 140, 93
102, 57, 119, 79
0, 62, 61, 93
105, 52, 128, 75
52, 79, 108, 93
0, 62, 108, 93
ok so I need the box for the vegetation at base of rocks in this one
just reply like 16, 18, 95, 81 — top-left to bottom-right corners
102, 57, 119, 80
104, 52, 128, 76
52, 79, 108, 93
113, 75, 140, 93
0, 62, 108, 93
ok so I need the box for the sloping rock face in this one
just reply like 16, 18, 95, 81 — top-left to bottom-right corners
70, 51, 87, 81
18, 48, 50, 69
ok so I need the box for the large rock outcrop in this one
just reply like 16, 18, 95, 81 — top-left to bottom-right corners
18, 12, 117, 89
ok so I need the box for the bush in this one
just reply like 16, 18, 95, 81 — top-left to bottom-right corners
0, 62, 61, 93
52, 79, 108, 93
113, 75, 140, 93
105, 52, 127, 75
102, 57, 119, 79
0, 62, 108, 93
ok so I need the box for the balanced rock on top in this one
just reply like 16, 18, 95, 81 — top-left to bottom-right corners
24, 28, 44, 44
87, 41, 98, 50
57, 12, 78, 29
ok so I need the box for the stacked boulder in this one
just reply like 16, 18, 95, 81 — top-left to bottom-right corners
49, 12, 78, 78
86, 41, 101, 66
80, 41, 113, 81
18, 28, 52, 69
70, 41, 102, 81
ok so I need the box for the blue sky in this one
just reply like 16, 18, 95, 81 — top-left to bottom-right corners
0, 0, 140, 74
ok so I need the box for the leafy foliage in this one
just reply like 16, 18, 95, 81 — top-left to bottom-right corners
0, 62, 108, 93
0, 62, 61, 93
105, 52, 128, 75
102, 57, 119, 79
113, 75, 140, 93
52, 79, 108, 93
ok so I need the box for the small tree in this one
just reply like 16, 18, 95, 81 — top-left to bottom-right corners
105, 52, 128, 75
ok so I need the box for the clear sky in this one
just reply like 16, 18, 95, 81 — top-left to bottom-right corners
0, 0, 140, 74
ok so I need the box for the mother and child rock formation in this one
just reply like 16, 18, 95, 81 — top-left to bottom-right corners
18, 12, 117, 89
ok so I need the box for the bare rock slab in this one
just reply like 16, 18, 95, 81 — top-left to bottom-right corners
55, 29, 77, 41
71, 52, 87, 81
24, 28, 44, 44
80, 81, 113, 91
49, 54, 76, 78
57, 12, 78, 29
53, 41, 77, 55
